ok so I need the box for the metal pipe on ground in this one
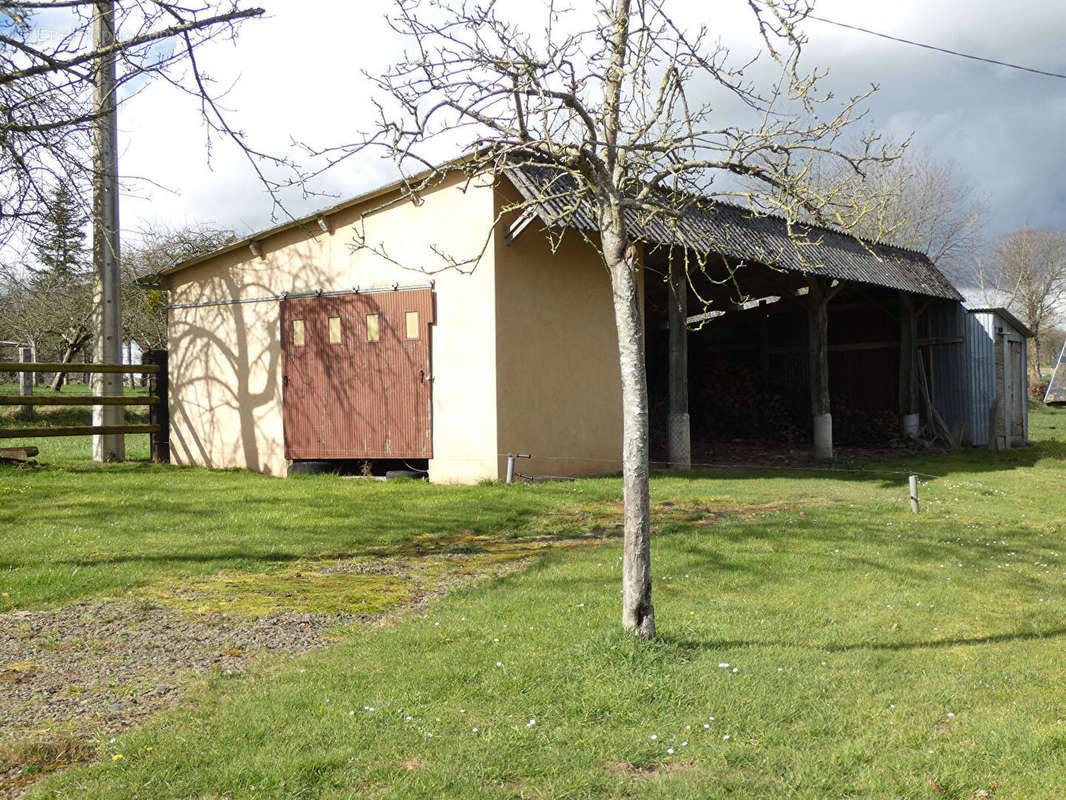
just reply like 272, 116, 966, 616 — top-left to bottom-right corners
505, 453, 532, 484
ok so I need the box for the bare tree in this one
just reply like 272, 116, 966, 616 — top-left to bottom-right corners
0, 0, 273, 251
981, 227, 1066, 378
1040, 326, 1066, 383
0, 181, 93, 388
806, 145, 986, 283
0, 263, 94, 387
121, 223, 233, 353
326, 0, 892, 638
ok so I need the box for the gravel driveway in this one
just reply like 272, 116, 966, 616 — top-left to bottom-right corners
0, 548, 547, 798
0, 598, 361, 798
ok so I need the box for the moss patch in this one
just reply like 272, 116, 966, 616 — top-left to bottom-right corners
146, 570, 416, 618
143, 533, 605, 621
137, 501, 796, 622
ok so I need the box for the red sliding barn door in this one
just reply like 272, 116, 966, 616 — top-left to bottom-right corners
281, 289, 434, 459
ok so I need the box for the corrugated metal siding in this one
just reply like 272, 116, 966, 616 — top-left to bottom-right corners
925, 301, 970, 439
924, 305, 1033, 448
506, 163, 962, 301
966, 311, 998, 446
281, 289, 435, 460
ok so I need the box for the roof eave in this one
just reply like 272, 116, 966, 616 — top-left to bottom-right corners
156, 150, 494, 284
967, 307, 1036, 338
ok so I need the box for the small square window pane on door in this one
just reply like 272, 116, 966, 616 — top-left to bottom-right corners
366, 313, 380, 342
405, 311, 419, 340
292, 319, 305, 346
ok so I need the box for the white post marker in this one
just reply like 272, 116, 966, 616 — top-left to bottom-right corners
18, 346, 34, 421
909, 474, 920, 514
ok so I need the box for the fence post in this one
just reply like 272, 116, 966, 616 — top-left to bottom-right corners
18, 346, 34, 421
143, 350, 169, 463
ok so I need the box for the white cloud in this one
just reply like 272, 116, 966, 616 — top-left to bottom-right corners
111, 0, 1066, 248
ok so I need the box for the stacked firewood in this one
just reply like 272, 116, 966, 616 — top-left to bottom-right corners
691, 362, 806, 443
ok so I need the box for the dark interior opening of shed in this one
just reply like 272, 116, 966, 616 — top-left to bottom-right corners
643, 248, 915, 464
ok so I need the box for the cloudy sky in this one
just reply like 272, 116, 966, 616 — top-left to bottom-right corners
114, 0, 1066, 253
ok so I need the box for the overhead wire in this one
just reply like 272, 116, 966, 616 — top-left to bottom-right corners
806, 14, 1066, 81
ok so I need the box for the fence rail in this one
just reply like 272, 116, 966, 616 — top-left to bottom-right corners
0, 352, 169, 462
0, 361, 159, 374
0, 424, 160, 439
0, 395, 158, 407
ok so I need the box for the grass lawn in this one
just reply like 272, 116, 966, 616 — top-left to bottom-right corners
4, 402, 1066, 798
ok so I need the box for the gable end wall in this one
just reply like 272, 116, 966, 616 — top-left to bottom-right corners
164, 173, 500, 481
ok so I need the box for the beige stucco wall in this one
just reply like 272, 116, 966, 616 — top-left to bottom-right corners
165, 171, 499, 481
493, 193, 626, 479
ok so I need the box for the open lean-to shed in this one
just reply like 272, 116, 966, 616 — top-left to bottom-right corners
158, 160, 1026, 482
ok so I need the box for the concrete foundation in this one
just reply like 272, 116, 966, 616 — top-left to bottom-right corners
667, 411, 691, 469
813, 413, 833, 460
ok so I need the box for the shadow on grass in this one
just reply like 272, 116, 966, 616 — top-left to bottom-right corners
655, 440, 1066, 488
54, 550, 303, 569
661, 625, 1066, 655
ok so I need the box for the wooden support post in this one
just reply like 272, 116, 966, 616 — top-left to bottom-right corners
807, 279, 832, 460
898, 293, 920, 438
17, 346, 34, 421
758, 315, 770, 377
144, 350, 169, 463
667, 257, 691, 469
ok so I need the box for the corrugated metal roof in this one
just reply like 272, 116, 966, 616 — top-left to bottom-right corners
506, 162, 963, 301
963, 306, 1036, 338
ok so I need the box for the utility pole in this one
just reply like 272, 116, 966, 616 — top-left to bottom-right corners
92, 0, 124, 461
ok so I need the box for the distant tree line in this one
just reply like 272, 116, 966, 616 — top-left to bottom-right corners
0, 183, 232, 386
795, 145, 1066, 382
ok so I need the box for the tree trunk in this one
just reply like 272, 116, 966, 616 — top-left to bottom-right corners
49, 344, 77, 391
1031, 336, 1042, 383
605, 231, 654, 639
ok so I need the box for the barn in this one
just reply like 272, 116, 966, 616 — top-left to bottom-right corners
157, 159, 1020, 482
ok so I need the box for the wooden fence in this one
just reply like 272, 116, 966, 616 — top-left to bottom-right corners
0, 350, 169, 462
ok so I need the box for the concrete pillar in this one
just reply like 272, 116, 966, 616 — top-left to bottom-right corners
667, 257, 691, 469
902, 413, 920, 438
813, 413, 832, 459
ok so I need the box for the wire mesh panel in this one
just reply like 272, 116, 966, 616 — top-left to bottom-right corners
280, 289, 434, 460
